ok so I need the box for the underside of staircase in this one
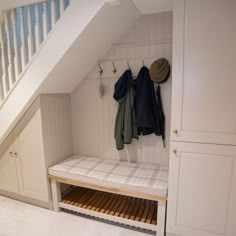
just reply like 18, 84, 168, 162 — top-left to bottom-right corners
0, 0, 140, 145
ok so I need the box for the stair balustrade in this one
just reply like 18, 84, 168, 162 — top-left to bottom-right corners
0, 0, 71, 104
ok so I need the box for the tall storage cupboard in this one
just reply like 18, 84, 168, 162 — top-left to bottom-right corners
0, 94, 72, 207
167, 0, 236, 236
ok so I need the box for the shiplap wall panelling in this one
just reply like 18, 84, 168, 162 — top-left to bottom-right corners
71, 12, 172, 166
40, 94, 73, 167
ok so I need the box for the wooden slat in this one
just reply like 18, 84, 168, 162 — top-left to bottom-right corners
146, 202, 156, 224
151, 204, 158, 225
48, 175, 167, 201
108, 195, 123, 215
104, 194, 119, 214
74, 190, 94, 208
129, 198, 141, 220
63, 188, 80, 204
99, 194, 114, 213
85, 191, 101, 210
113, 196, 128, 217
140, 203, 151, 223
135, 199, 146, 222
119, 197, 131, 218
61, 187, 158, 226
81, 191, 98, 209
124, 198, 136, 219
91, 193, 105, 211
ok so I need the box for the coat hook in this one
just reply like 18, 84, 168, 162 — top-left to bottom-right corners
112, 62, 117, 74
142, 60, 145, 66
127, 61, 131, 70
98, 63, 103, 75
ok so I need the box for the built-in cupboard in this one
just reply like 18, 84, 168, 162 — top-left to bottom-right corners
167, 0, 236, 236
0, 95, 72, 207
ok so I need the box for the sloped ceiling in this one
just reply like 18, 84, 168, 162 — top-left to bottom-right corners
132, 0, 173, 14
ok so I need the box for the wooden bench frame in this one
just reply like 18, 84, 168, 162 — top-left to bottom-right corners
49, 174, 167, 236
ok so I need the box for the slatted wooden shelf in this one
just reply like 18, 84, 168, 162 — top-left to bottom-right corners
59, 187, 158, 231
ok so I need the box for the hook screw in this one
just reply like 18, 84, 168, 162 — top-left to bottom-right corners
112, 62, 117, 74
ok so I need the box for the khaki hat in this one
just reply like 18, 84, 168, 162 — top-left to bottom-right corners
149, 58, 170, 83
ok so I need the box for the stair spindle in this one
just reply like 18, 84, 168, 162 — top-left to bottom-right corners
34, 3, 41, 51
27, 6, 34, 60
11, 10, 21, 78
5, 13, 15, 88
51, 0, 57, 26
42, 2, 48, 41
59, 0, 65, 17
19, 7, 27, 70
0, 24, 8, 98
0, 56, 3, 101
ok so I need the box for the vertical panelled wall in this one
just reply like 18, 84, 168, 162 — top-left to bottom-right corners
71, 12, 172, 165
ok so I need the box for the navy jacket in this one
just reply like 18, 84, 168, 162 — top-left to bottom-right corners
134, 66, 165, 145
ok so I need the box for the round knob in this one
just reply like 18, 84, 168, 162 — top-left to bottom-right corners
173, 149, 177, 154
173, 129, 178, 134
14, 152, 18, 156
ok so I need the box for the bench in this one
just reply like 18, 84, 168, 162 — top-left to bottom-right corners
48, 156, 168, 236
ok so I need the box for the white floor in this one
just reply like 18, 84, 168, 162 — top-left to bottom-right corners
0, 196, 154, 236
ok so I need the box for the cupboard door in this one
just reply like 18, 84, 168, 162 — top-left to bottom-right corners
167, 142, 236, 236
171, 0, 236, 145
0, 140, 18, 193
15, 109, 49, 202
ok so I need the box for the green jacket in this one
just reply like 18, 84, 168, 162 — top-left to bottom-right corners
114, 87, 138, 150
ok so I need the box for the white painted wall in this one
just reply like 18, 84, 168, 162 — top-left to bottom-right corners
71, 12, 172, 165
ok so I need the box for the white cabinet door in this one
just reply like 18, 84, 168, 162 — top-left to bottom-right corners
171, 0, 236, 145
15, 109, 49, 202
0, 140, 18, 194
167, 142, 236, 236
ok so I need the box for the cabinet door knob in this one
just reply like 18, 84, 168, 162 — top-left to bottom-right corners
173, 149, 177, 154
173, 129, 178, 134
9, 152, 13, 156
14, 152, 18, 157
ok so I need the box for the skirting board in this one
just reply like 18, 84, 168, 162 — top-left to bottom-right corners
0, 189, 51, 209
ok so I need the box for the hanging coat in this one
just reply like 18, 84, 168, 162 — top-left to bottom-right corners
113, 70, 138, 150
134, 66, 165, 146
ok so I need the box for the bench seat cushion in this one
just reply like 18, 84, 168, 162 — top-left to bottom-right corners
48, 156, 168, 197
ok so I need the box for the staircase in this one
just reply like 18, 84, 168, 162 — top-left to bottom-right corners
0, 0, 140, 145
0, 0, 71, 104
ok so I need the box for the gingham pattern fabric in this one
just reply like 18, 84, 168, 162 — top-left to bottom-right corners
49, 156, 168, 196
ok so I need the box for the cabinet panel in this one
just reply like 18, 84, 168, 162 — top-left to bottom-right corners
16, 109, 48, 202
171, 0, 236, 144
167, 142, 236, 236
0, 141, 18, 193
